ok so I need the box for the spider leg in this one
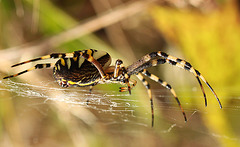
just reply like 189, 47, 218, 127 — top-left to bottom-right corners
164, 58, 222, 108
129, 79, 137, 88
158, 52, 221, 108
136, 73, 154, 127
8, 49, 107, 79
128, 58, 207, 107
11, 53, 75, 67
3, 63, 54, 79
164, 58, 206, 106
128, 51, 222, 108
141, 69, 187, 122
74, 50, 106, 78
127, 58, 166, 75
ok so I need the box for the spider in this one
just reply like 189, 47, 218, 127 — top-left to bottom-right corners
3, 49, 222, 127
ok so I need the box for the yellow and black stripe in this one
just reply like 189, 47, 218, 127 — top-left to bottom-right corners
136, 72, 154, 127
11, 53, 74, 67
53, 49, 111, 87
140, 69, 187, 122
157, 52, 222, 108
127, 57, 207, 106
3, 63, 54, 79
127, 51, 222, 109
4, 50, 112, 85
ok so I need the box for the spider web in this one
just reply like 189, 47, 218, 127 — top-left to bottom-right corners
1, 78, 240, 142
0, 78, 187, 129
1, 79, 147, 126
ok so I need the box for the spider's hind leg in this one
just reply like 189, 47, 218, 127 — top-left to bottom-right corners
3, 63, 55, 79
140, 69, 187, 122
11, 53, 74, 67
10, 49, 108, 79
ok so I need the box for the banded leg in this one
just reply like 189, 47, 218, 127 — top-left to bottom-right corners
165, 58, 207, 106
129, 58, 207, 107
127, 52, 222, 108
11, 53, 74, 67
141, 69, 187, 122
136, 73, 154, 127
155, 52, 222, 108
3, 63, 54, 79
7, 49, 107, 79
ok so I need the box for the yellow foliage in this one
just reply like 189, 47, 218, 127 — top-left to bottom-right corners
150, 2, 240, 146
150, 2, 240, 88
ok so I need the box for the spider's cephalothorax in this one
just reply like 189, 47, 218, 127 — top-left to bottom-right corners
3, 49, 222, 127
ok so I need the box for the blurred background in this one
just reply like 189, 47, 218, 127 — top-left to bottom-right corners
1, 0, 240, 146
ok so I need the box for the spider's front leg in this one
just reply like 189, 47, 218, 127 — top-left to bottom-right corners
127, 52, 222, 109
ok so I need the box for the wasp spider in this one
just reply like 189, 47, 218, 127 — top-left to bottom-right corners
3, 49, 222, 127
